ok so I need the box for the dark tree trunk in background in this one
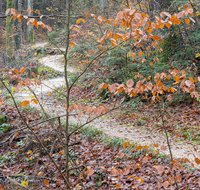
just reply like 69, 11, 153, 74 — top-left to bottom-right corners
14, 0, 22, 60
0, 0, 2, 28
27, 0, 34, 42
6, 0, 13, 60
23, 0, 28, 42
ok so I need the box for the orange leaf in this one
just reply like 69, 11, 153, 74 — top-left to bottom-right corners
98, 83, 107, 91
162, 181, 170, 188
77, 112, 82, 118
60, 151, 65, 155
86, 12, 89, 18
160, 23, 164, 29
138, 52, 144, 57
166, 22, 172, 28
20, 67, 25, 73
76, 18, 85, 24
131, 53, 136, 59
76, 19, 81, 24
123, 165, 131, 175
86, 169, 94, 176
136, 177, 144, 183
97, 16, 103, 23
70, 25, 74, 30
167, 95, 172, 102
171, 88, 175, 93
113, 34, 118, 41
151, 35, 160, 41
185, 18, 190, 24
126, 79, 134, 88
103, 83, 107, 89
27, 8, 32, 15
31, 99, 38, 104
70, 42, 76, 47
154, 165, 164, 175
68, 105, 74, 113
114, 184, 121, 188
80, 19, 85, 23
160, 145, 167, 151
19, 101, 30, 107
107, 30, 113, 38
44, 179, 49, 185
185, 80, 192, 87
142, 156, 149, 163
91, 14, 96, 18
195, 158, 200, 165
142, 58, 146, 63
32, 72, 36, 78
153, 144, 158, 147
147, 28, 152, 33
123, 142, 128, 148
189, 77, 194, 83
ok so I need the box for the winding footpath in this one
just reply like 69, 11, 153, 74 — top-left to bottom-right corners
14, 42, 200, 169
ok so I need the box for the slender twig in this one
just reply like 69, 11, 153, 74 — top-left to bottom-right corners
64, 0, 71, 189
58, 117, 65, 133
159, 101, 179, 190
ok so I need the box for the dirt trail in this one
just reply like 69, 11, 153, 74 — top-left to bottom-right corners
14, 42, 200, 169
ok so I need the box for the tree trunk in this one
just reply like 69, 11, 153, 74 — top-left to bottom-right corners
101, 0, 105, 12
0, 0, 3, 44
0, 0, 2, 29
14, 0, 22, 61
27, 0, 34, 43
6, 0, 13, 61
23, 0, 28, 42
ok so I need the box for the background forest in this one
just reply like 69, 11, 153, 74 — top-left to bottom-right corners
1, 0, 200, 190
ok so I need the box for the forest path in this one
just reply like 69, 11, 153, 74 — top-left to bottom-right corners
14, 42, 200, 169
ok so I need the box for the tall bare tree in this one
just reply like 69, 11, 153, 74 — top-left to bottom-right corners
6, 0, 13, 61
27, 0, 34, 42
0, 0, 2, 28
14, 0, 22, 60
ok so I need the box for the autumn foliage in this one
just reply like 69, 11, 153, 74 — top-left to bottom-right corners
1, 1, 200, 190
